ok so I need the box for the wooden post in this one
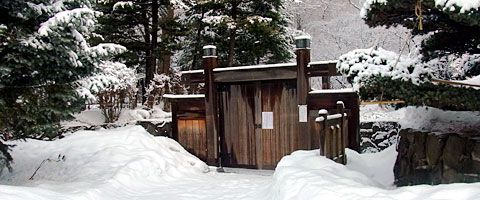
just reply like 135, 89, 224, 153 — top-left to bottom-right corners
322, 76, 331, 89
203, 45, 219, 166
337, 101, 346, 164
318, 109, 328, 157
295, 36, 311, 150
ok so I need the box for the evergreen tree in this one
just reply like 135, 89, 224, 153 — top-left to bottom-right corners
181, 0, 293, 69
362, 0, 480, 76
0, 0, 124, 172
94, 0, 185, 99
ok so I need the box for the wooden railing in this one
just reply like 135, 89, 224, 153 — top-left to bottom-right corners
316, 101, 347, 164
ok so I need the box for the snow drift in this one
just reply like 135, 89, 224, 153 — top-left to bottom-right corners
269, 146, 480, 200
0, 125, 208, 199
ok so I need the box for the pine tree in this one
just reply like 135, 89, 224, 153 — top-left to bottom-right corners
94, 0, 185, 100
362, 0, 480, 76
0, 0, 124, 172
181, 0, 293, 69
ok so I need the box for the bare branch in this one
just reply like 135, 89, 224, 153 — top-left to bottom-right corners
347, 0, 361, 11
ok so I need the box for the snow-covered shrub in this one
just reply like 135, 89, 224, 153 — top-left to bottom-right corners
145, 70, 185, 109
337, 48, 430, 90
338, 48, 480, 111
77, 61, 138, 123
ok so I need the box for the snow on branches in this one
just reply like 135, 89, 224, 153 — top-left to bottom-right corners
77, 61, 138, 102
435, 0, 480, 13
337, 48, 430, 90
361, 0, 480, 18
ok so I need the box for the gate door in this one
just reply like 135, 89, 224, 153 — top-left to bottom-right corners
219, 80, 300, 169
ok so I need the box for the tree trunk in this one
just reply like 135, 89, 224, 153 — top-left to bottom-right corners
227, 2, 238, 67
142, 4, 152, 103
191, 6, 206, 70
158, 5, 174, 74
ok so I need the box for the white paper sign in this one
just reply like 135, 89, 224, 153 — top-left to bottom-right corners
298, 105, 308, 122
262, 112, 273, 129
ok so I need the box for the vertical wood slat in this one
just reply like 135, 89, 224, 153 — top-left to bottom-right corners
254, 82, 263, 169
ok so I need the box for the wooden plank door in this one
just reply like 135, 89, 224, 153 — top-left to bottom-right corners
258, 80, 299, 169
218, 83, 257, 168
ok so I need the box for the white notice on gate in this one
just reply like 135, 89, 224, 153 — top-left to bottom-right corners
262, 112, 273, 129
298, 105, 308, 122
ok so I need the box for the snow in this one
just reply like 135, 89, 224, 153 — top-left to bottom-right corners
360, 105, 480, 135
270, 146, 480, 200
309, 88, 355, 94
163, 94, 205, 99
360, 0, 388, 18
213, 63, 296, 72
309, 60, 338, 65
294, 35, 311, 40
2, 124, 480, 199
76, 61, 137, 102
361, 0, 480, 17
61, 105, 171, 127
338, 48, 429, 90
0, 126, 209, 199
203, 45, 216, 49
458, 74, 480, 87
112, 1, 134, 11
316, 113, 347, 122
435, 0, 480, 13
180, 69, 203, 74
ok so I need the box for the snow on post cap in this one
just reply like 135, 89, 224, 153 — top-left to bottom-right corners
203, 45, 217, 57
318, 109, 328, 115
203, 45, 216, 49
336, 101, 344, 106
295, 35, 311, 49
294, 35, 311, 40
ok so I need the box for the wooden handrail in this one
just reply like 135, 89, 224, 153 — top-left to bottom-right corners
431, 78, 480, 88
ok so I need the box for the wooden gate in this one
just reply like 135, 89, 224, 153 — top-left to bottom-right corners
218, 80, 301, 169
178, 119, 207, 161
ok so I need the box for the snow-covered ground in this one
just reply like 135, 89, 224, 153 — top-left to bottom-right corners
1, 125, 480, 199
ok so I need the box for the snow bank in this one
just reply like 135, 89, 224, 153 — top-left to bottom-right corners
361, 105, 480, 134
270, 146, 480, 199
0, 126, 208, 198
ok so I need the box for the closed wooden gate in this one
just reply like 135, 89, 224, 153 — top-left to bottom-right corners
218, 80, 302, 169
177, 119, 207, 161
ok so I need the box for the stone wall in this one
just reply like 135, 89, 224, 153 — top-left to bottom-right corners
394, 129, 480, 186
360, 121, 401, 153
137, 121, 172, 137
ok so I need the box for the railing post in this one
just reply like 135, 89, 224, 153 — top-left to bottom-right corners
318, 109, 328, 156
322, 76, 331, 89
295, 35, 311, 150
203, 45, 219, 166
337, 101, 346, 164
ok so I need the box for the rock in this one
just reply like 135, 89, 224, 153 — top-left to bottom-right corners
394, 129, 480, 186
442, 134, 465, 170
425, 133, 445, 166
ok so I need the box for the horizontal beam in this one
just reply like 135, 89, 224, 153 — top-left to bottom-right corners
178, 60, 341, 83
214, 65, 297, 83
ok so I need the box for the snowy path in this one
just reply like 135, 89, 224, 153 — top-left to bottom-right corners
139, 168, 273, 200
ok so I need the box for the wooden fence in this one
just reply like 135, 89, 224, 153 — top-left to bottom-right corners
316, 101, 347, 164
